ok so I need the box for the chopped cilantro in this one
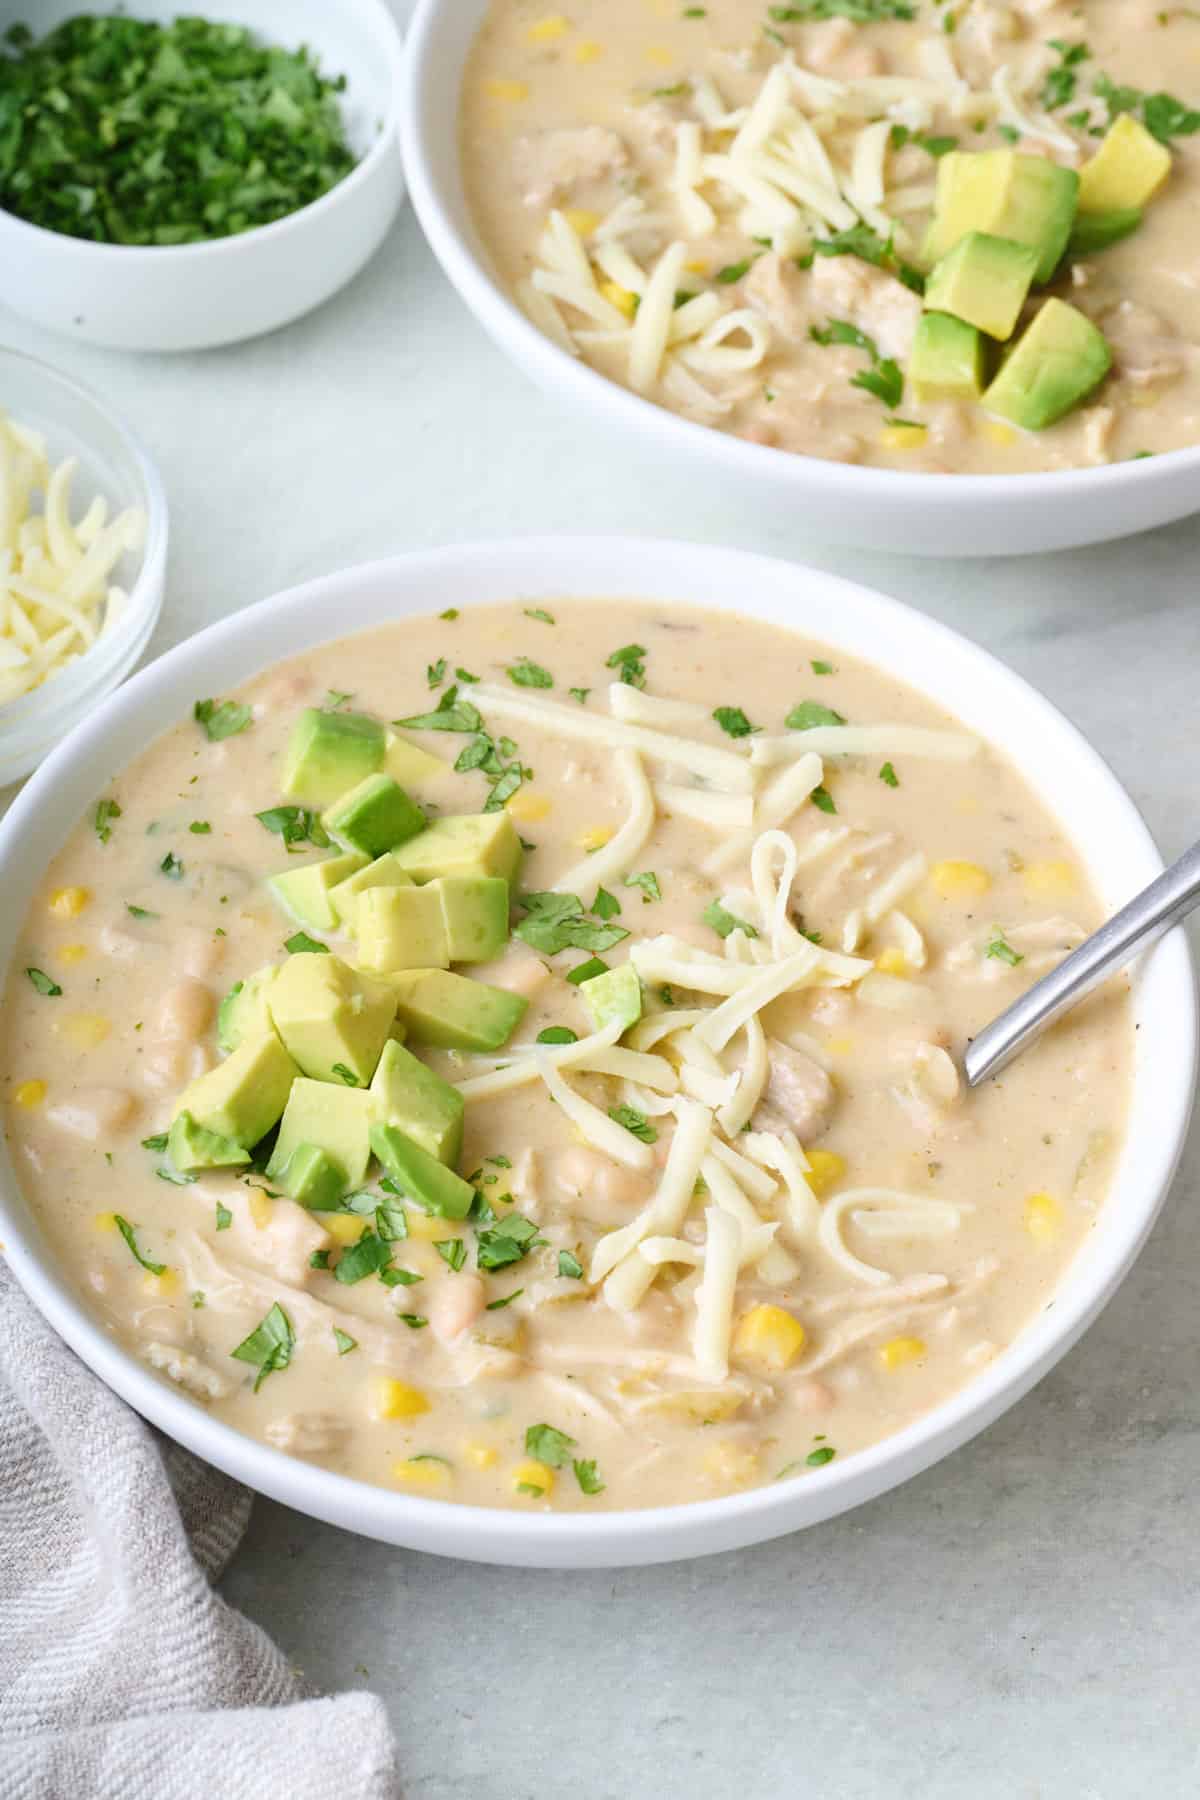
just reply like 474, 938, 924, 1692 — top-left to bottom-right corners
216, 1202, 232, 1231
159, 851, 184, 881
455, 666, 480, 683
427, 658, 446, 688
997, 123, 1021, 143
624, 870, 661, 904
712, 705, 756, 738
333, 1228, 392, 1285
439, 608, 459, 620
94, 797, 121, 844
525, 608, 556, 624
811, 785, 838, 815
537, 1026, 579, 1045
768, 0, 913, 19
189, 820, 211, 834
507, 657, 553, 689
310, 1249, 330, 1270
806, 1445, 837, 1466
283, 930, 328, 956
514, 891, 629, 955
113, 1215, 165, 1275
231, 1303, 295, 1391
592, 886, 621, 920
569, 686, 591, 704
435, 1238, 467, 1272
573, 1458, 605, 1495
333, 1327, 357, 1355
879, 761, 900, 788
25, 967, 62, 997
485, 1289, 523, 1310
156, 1166, 196, 1186
608, 1103, 657, 1144
810, 318, 903, 409
395, 684, 482, 734
811, 659, 834, 675
477, 1214, 544, 1271
703, 899, 758, 940
254, 805, 330, 851
525, 1422, 576, 1467
331, 1063, 359, 1086
566, 956, 609, 985
716, 259, 753, 283
380, 1267, 422, 1287
398, 1313, 428, 1330
140, 1133, 169, 1152
985, 930, 1024, 967
194, 697, 252, 741
558, 1250, 585, 1280
605, 644, 647, 689
325, 690, 354, 708
786, 700, 846, 729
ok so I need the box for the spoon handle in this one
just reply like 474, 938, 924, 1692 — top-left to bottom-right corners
964, 838, 1200, 1086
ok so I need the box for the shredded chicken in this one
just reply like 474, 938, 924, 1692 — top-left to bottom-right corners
143, 1341, 231, 1401
752, 1040, 836, 1139
807, 257, 923, 362
514, 127, 629, 210
265, 1411, 349, 1457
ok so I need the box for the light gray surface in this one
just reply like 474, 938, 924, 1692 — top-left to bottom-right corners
4, 156, 1200, 1800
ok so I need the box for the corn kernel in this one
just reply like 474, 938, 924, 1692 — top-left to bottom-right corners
59, 943, 89, 964
825, 1036, 854, 1058
1022, 860, 1076, 899
94, 1210, 118, 1233
599, 279, 639, 319
929, 859, 991, 900
645, 43, 673, 64
702, 1439, 760, 1485
142, 1268, 179, 1299
405, 1207, 445, 1241
1025, 1191, 1061, 1244
804, 1148, 845, 1196
247, 1187, 274, 1230
58, 1012, 110, 1050
575, 823, 614, 851
732, 1303, 807, 1371
572, 39, 603, 62
527, 13, 568, 40
684, 257, 709, 274
13, 1080, 46, 1109
463, 1440, 499, 1470
562, 207, 600, 239
321, 1211, 366, 1247
513, 1458, 555, 1497
48, 885, 90, 919
875, 947, 909, 977
879, 423, 927, 451
981, 420, 1017, 446
880, 1335, 926, 1370
393, 1456, 453, 1491
370, 1375, 430, 1421
505, 789, 552, 823
484, 77, 530, 102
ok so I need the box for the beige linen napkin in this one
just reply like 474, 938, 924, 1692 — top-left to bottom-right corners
0, 1265, 400, 1799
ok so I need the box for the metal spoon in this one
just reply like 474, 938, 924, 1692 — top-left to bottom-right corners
964, 839, 1200, 1086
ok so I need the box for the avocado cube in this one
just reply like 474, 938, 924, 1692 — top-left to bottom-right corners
369, 1038, 465, 1165
172, 1033, 299, 1148
389, 813, 523, 887
434, 876, 510, 963
266, 1076, 374, 1195
388, 968, 528, 1052
370, 1122, 475, 1219
281, 708, 386, 807
924, 232, 1037, 340
268, 852, 367, 932
328, 853, 414, 930
384, 731, 448, 787
579, 962, 642, 1034
1078, 114, 1171, 214
217, 964, 278, 1054
273, 1143, 348, 1210
357, 884, 450, 974
983, 298, 1112, 431
908, 312, 987, 404
1067, 206, 1143, 257
923, 151, 1079, 284
267, 952, 396, 1086
167, 1110, 251, 1173
322, 774, 427, 860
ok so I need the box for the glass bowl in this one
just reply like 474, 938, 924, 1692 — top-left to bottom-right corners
0, 347, 168, 787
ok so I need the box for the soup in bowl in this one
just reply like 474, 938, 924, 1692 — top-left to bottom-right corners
0, 539, 1190, 1565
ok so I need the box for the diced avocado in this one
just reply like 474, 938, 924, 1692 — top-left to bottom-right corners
328, 853, 414, 930
580, 962, 642, 1034
167, 1110, 251, 1172
983, 298, 1112, 431
908, 311, 987, 404
434, 875, 510, 963
384, 731, 448, 787
369, 1038, 465, 1165
923, 151, 1079, 284
268, 852, 367, 932
172, 1033, 298, 1148
266, 1076, 374, 1194
389, 969, 528, 1052
389, 812, 523, 887
1077, 114, 1171, 214
216, 964, 278, 1054
267, 952, 396, 1086
273, 1143, 348, 1210
281, 708, 385, 807
924, 232, 1037, 340
370, 1122, 475, 1219
322, 774, 426, 860
357, 884, 449, 973
1067, 206, 1143, 257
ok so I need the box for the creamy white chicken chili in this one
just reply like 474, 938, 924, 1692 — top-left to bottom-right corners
2, 600, 1129, 1510
462, 0, 1200, 471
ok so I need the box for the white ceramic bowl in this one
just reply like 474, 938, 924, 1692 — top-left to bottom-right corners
401, 0, 1200, 558
0, 537, 1193, 1566
0, 348, 168, 787
0, 0, 405, 352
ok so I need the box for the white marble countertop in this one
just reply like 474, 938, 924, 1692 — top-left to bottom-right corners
5, 104, 1200, 1800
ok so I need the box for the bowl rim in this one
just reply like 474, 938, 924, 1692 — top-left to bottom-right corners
0, 345, 169, 751
0, 0, 405, 262
0, 534, 1194, 1567
400, 0, 1200, 501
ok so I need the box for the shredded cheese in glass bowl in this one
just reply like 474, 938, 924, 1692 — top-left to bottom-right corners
0, 349, 166, 787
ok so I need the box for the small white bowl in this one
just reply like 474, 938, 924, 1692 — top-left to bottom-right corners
401, 0, 1200, 557
0, 537, 1193, 1567
0, 348, 167, 787
0, 0, 405, 352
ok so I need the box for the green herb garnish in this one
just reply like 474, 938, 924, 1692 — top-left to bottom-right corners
331, 1063, 359, 1086
333, 1228, 392, 1285
283, 930, 328, 955
702, 900, 758, 940
879, 761, 900, 788
712, 705, 756, 738
485, 1288, 523, 1309
608, 1104, 657, 1144
566, 956, 609, 985
787, 699, 846, 729
189, 820, 212, 835
477, 1214, 545, 1271
558, 1250, 585, 1280
94, 797, 121, 844
435, 1238, 467, 1272
427, 658, 446, 689
514, 891, 629, 956
231, 1302, 295, 1391
806, 1445, 837, 1466
810, 318, 903, 409
985, 930, 1024, 967
569, 687, 591, 705
573, 1458, 605, 1495
254, 805, 330, 851
396, 684, 483, 734
216, 1202, 232, 1231
592, 886, 621, 920
194, 698, 252, 742
624, 870, 661, 904
333, 1327, 357, 1355
399, 1313, 428, 1330
525, 608, 555, 624
537, 1026, 579, 1045
113, 1215, 165, 1275
159, 852, 184, 881
811, 785, 838, 815
507, 657, 553, 689
525, 1422, 576, 1466
811, 659, 834, 675
25, 967, 62, 997
606, 644, 647, 689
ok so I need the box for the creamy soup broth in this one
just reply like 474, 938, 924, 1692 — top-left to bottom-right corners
2, 600, 1129, 1510
462, 0, 1200, 471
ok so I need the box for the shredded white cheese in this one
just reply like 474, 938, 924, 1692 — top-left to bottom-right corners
692, 1206, 743, 1381
552, 747, 655, 893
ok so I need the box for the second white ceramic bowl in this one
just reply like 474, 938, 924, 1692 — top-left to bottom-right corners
0, 537, 1193, 1566
401, 0, 1200, 556
0, 0, 405, 352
